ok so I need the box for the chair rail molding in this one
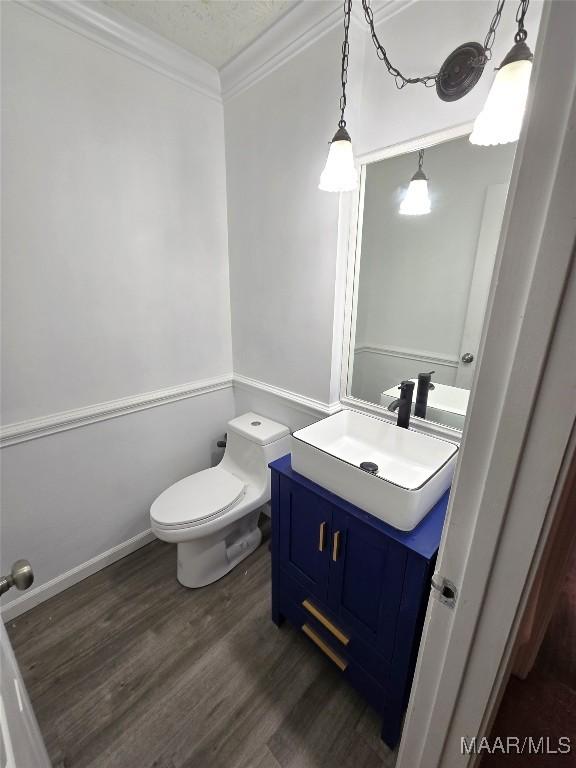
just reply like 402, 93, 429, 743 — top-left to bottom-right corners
233, 374, 341, 418
354, 344, 459, 369
16, 0, 222, 102
0, 374, 343, 448
0, 375, 234, 448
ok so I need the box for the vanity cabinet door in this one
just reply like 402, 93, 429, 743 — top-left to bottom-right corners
279, 478, 332, 602
329, 509, 407, 660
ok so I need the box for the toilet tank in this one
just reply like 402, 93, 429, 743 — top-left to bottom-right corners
220, 412, 291, 496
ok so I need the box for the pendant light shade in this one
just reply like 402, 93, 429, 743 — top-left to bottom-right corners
319, 126, 358, 192
320, 0, 356, 193
399, 150, 431, 216
470, 41, 533, 146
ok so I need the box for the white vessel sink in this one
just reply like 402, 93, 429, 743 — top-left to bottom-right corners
292, 410, 458, 531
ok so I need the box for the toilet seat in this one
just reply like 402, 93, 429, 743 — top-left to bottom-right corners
150, 467, 246, 530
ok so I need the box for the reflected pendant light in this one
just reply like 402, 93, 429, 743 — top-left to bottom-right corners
319, 0, 357, 192
399, 150, 431, 216
470, 2, 533, 145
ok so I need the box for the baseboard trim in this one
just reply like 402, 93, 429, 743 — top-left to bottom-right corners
0, 374, 234, 448
1, 529, 155, 621
233, 374, 341, 418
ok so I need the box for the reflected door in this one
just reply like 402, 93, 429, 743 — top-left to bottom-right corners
456, 184, 507, 388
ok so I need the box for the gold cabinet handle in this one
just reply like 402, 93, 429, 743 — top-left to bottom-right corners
332, 530, 341, 562
302, 624, 347, 671
318, 522, 327, 552
302, 599, 350, 646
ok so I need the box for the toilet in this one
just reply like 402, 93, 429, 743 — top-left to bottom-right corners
150, 412, 291, 588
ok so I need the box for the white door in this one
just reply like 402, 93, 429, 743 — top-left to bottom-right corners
0, 624, 50, 768
455, 184, 507, 389
1, 560, 50, 768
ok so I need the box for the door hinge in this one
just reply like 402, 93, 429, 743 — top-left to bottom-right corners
431, 573, 458, 609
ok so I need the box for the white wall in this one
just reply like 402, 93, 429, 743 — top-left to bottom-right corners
352, 137, 516, 402
1, 2, 234, 612
224, 23, 365, 407
2, 2, 232, 423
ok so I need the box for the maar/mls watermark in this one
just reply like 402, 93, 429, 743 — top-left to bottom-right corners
460, 736, 572, 756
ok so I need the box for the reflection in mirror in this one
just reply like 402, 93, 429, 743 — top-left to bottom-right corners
349, 135, 516, 430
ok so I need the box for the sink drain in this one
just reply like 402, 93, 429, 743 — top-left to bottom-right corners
359, 461, 379, 474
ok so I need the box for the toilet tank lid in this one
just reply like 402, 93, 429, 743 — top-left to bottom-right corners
227, 412, 290, 445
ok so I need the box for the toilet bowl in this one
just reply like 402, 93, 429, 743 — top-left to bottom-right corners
150, 412, 291, 588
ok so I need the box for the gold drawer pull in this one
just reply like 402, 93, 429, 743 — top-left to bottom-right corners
318, 521, 327, 552
332, 530, 341, 562
302, 600, 350, 646
302, 624, 347, 671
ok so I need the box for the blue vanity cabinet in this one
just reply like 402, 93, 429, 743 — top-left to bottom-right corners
270, 454, 448, 750
328, 508, 407, 662
278, 476, 332, 602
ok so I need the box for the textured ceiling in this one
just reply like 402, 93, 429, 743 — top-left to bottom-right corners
103, 0, 299, 68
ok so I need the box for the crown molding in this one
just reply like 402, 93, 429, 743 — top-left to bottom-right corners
220, 0, 342, 101
16, 0, 418, 105
221, 0, 416, 101
367, 0, 420, 27
16, 0, 222, 103
0, 374, 233, 448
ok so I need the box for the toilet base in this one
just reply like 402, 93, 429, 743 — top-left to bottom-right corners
176, 510, 262, 588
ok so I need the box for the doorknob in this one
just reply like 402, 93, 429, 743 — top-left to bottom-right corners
0, 559, 34, 596
461, 352, 474, 364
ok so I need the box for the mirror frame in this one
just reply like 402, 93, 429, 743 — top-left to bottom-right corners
339, 122, 480, 443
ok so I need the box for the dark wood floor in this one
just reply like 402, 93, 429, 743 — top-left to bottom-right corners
537, 544, 576, 691
7, 524, 396, 768
485, 545, 576, 767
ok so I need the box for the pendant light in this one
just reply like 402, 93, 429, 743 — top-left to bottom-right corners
470, 1, 533, 145
319, 125, 357, 192
319, 0, 357, 192
399, 150, 431, 216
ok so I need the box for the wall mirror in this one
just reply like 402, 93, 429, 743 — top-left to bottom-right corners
343, 128, 517, 432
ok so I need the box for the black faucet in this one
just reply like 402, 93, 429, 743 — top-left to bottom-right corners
387, 380, 415, 428
414, 371, 435, 419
